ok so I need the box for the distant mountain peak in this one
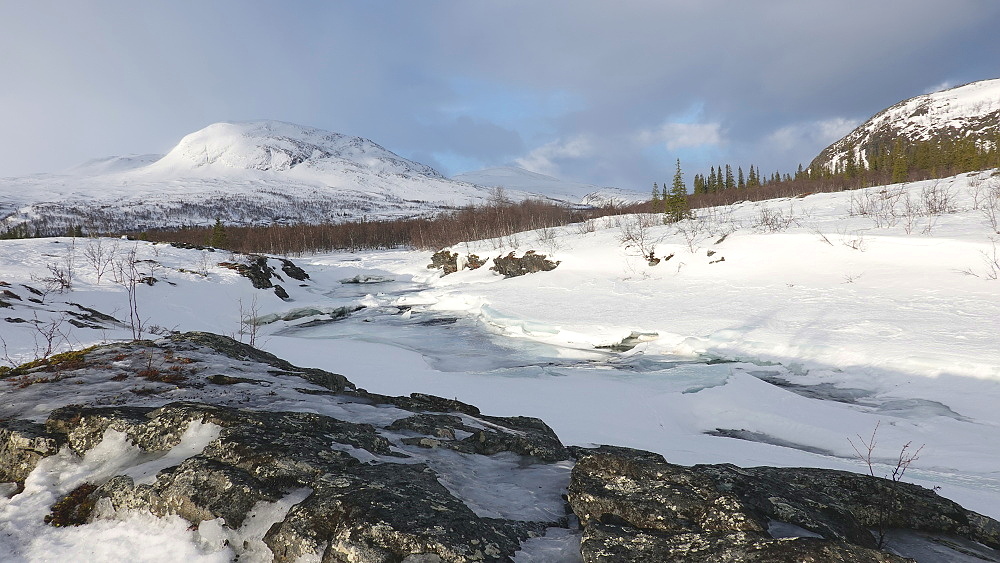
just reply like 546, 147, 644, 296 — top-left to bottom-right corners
452, 165, 645, 206
148, 120, 442, 177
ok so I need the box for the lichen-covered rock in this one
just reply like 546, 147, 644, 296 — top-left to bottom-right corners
427, 251, 485, 276
490, 250, 559, 278
698, 463, 1000, 551
4, 333, 999, 562
389, 413, 570, 463
428, 250, 460, 275
168, 331, 353, 392
0, 421, 63, 491
566, 445, 998, 562
568, 446, 765, 536
580, 522, 904, 563
39, 401, 552, 562
0, 333, 572, 562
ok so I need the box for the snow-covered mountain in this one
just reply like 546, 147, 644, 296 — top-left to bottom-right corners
0, 122, 546, 235
811, 78, 1000, 172
452, 166, 644, 207
144, 121, 442, 177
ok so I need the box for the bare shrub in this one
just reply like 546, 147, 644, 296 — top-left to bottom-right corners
9, 312, 75, 361
617, 215, 661, 261
112, 245, 147, 340
984, 240, 1000, 280
973, 178, 1000, 233
839, 229, 867, 251
749, 204, 796, 233
575, 219, 597, 235
674, 218, 708, 253
238, 295, 262, 347
35, 263, 73, 294
901, 193, 920, 235
534, 226, 561, 253
83, 238, 118, 284
850, 186, 904, 228
849, 422, 924, 549
698, 204, 742, 237
965, 238, 1000, 280
920, 180, 957, 215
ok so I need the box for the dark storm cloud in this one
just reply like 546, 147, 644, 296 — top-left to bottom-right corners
1, 1, 998, 188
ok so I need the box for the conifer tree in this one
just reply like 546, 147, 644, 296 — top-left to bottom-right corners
747, 165, 759, 188
208, 218, 228, 248
693, 174, 706, 195
664, 159, 691, 223
737, 167, 745, 189
651, 182, 661, 204
891, 139, 908, 183
724, 165, 735, 190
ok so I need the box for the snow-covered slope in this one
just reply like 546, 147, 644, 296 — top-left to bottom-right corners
452, 166, 645, 207
144, 121, 442, 177
0, 121, 535, 235
812, 78, 1000, 171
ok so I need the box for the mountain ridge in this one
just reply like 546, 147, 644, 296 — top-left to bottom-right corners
810, 78, 1000, 172
0, 121, 572, 235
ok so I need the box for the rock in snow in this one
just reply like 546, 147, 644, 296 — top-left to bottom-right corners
2, 332, 999, 561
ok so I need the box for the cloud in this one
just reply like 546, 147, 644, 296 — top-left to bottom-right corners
1, 1, 998, 185
514, 136, 596, 177
769, 118, 858, 152
635, 122, 724, 151
924, 81, 955, 94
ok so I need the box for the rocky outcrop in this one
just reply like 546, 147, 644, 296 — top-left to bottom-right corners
428, 250, 461, 275
0, 332, 568, 562
0, 421, 63, 491
427, 250, 485, 276
490, 250, 559, 278
3, 333, 1000, 562
219, 255, 308, 299
567, 445, 1000, 562
41, 402, 548, 561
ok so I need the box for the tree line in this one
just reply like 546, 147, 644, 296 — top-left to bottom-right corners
645, 133, 1000, 212
137, 197, 640, 255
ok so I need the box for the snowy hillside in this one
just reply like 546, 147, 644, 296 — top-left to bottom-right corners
144, 121, 442, 177
812, 78, 1000, 171
0, 122, 542, 236
452, 166, 644, 206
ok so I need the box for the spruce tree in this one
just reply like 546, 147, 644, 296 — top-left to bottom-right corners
737, 167, 745, 189
208, 218, 228, 248
693, 174, 706, 195
651, 183, 661, 204
664, 159, 691, 223
891, 139, 908, 183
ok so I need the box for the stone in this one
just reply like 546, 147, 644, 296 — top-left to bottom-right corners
490, 251, 559, 278
567, 445, 1000, 562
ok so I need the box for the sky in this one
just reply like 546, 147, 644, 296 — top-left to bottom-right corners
1, 1, 999, 190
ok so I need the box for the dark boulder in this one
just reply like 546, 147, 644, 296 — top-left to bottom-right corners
490, 250, 559, 278
567, 445, 1000, 562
